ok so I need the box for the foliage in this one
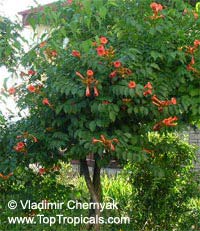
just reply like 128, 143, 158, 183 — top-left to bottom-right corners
0, 0, 199, 169
1, 156, 199, 231
0, 162, 132, 231
124, 133, 200, 231
0, 16, 23, 70
0, 162, 85, 231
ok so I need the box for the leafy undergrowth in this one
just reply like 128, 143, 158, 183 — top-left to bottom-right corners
0, 161, 199, 231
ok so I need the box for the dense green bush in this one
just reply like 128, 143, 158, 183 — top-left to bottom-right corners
124, 133, 200, 231
0, 162, 132, 231
1, 154, 199, 231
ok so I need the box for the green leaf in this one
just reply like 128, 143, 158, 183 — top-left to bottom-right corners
150, 51, 163, 61
89, 121, 96, 132
107, 0, 118, 7
189, 89, 199, 97
133, 107, 139, 114
81, 39, 92, 52
127, 107, 133, 114
99, 6, 107, 19
127, 152, 134, 161
109, 111, 116, 122
150, 63, 160, 70
113, 104, 120, 113
55, 105, 63, 115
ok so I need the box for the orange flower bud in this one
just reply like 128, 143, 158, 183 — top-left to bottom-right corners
94, 86, 99, 97
42, 98, 51, 106
28, 70, 36, 76
27, 85, 36, 93
87, 70, 94, 77
109, 71, 117, 78
14, 142, 26, 152
100, 36, 108, 45
39, 41, 47, 48
96, 45, 106, 56
92, 138, 102, 144
51, 50, 57, 57
86, 85, 91, 97
72, 50, 81, 58
39, 168, 46, 175
144, 82, 153, 89
193, 12, 198, 20
128, 81, 136, 89
143, 89, 152, 96
8, 87, 16, 95
113, 61, 121, 68
171, 97, 177, 105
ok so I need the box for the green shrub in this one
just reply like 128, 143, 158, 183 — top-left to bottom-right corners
124, 133, 200, 231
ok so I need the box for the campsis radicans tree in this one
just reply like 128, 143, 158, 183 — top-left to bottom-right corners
0, 0, 200, 230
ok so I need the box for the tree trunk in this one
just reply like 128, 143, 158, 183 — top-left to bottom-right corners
80, 157, 102, 231
93, 155, 102, 202
88, 155, 102, 229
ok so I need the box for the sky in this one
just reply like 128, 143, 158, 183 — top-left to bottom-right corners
0, 0, 56, 118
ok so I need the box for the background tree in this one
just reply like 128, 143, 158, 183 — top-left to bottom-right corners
0, 16, 24, 70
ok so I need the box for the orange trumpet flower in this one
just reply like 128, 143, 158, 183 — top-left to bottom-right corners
0, 173, 13, 180
92, 135, 119, 151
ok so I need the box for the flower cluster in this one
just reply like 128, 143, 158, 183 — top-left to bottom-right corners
26, 83, 51, 108
29, 163, 60, 176
76, 70, 99, 97
17, 132, 38, 143
26, 83, 52, 108
39, 41, 58, 59
27, 84, 43, 93
162, 116, 178, 126
153, 116, 178, 131
180, 39, 200, 73
8, 69, 38, 95
95, 36, 113, 57
110, 60, 132, 79
92, 135, 119, 151
14, 142, 26, 152
20, 69, 36, 78
38, 165, 60, 176
14, 132, 38, 153
93, 37, 118, 66
44, 48, 58, 59
143, 82, 153, 96
150, 2, 164, 20
152, 95, 176, 112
